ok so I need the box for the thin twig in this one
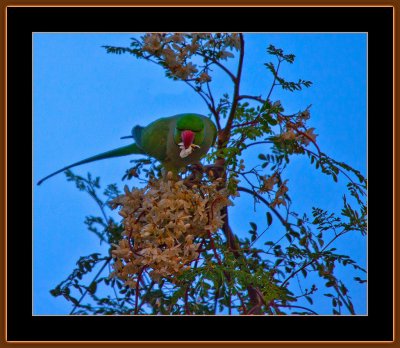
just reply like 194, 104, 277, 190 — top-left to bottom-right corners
237, 186, 290, 230
70, 257, 111, 315
137, 280, 155, 312
223, 34, 245, 138
277, 304, 318, 315
184, 285, 191, 315
266, 58, 282, 101
237, 95, 266, 104
280, 227, 358, 290
134, 267, 145, 315
196, 52, 237, 83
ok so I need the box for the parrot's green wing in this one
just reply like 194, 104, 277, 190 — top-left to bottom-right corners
133, 116, 176, 163
37, 143, 144, 185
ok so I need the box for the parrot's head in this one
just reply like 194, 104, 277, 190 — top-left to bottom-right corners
174, 114, 205, 158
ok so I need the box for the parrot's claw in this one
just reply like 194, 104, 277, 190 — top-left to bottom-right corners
204, 164, 225, 179
183, 163, 204, 186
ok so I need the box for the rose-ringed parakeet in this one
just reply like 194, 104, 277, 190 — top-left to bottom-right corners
37, 113, 217, 185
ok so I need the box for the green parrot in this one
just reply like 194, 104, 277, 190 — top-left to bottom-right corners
37, 113, 217, 185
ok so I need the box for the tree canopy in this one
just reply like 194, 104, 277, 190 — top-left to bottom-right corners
47, 33, 367, 315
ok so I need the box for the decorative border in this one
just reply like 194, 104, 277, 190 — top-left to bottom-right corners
2, 1, 397, 346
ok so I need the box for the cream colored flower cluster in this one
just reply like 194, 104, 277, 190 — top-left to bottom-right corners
109, 176, 231, 285
258, 173, 289, 208
140, 33, 240, 82
277, 109, 317, 148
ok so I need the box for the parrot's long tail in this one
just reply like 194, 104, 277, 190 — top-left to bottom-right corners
37, 143, 145, 185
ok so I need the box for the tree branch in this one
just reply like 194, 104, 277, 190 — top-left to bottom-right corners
238, 95, 266, 104
196, 52, 236, 83
237, 186, 290, 230
222, 34, 245, 141
70, 257, 111, 315
266, 58, 282, 101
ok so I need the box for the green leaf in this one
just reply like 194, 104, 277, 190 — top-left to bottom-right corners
266, 212, 273, 226
69, 296, 79, 306
325, 281, 334, 288
339, 284, 348, 295
88, 281, 97, 294
269, 118, 278, 126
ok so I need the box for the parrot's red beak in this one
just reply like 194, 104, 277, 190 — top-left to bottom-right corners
181, 130, 195, 149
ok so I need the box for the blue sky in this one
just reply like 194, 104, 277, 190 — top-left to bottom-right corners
33, 33, 367, 315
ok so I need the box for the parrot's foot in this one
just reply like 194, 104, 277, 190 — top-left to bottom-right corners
161, 168, 181, 181
183, 163, 226, 187
183, 164, 204, 186
203, 164, 225, 180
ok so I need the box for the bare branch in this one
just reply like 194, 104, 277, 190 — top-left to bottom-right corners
266, 58, 282, 101
238, 95, 266, 104
222, 34, 245, 142
196, 52, 237, 83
